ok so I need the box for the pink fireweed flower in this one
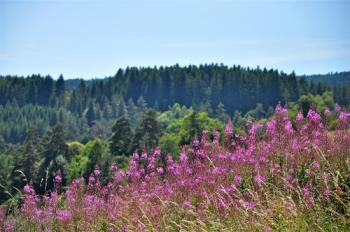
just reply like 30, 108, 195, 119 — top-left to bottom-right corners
56, 210, 71, 222
154, 148, 161, 158
193, 136, 200, 147
234, 175, 242, 186
132, 151, 139, 160
141, 151, 148, 159
339, 112, 350, 123
266, 119, 277, 136
23, 184, 35, 195
55, 170, 62, 185
307, 110, 321, 123
254, 175, 266, 186
4, 219, 15, 232
157, 167, 164, 174
335, 104, 341, 113
296, 112, 304, 123
183, 200, 191, 208
110, 163, 118, 172
324, 107, 331, 116
284, 121, 294, 134
311, 161, 320, 169
249, 123, 262, 137
94, 166, 101, 176
224, 120, 233, 136
245, 201, 254, 210
323, 188, 332, 196
213, 130, 220, 138
302, 187, 310, 196
275, 103, 287, 114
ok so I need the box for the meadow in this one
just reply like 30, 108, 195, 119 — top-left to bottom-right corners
1, 105, 349, 231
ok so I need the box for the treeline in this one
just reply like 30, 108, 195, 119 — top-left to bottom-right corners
299, 71, 350, 86
1, 64, 350, 144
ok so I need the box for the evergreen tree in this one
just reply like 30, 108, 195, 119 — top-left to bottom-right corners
55, 74, 65, 97
26, 81, 38, 104
132, 109, 161, 151
37, 124, 68, 192
85, 100, 96, 127
215, 102, 229, 122
180, 110, 201, 145
110, 116, 133, 156
11, 128, 41, 190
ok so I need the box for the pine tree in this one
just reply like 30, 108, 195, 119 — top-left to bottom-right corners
110, 116, 133, 156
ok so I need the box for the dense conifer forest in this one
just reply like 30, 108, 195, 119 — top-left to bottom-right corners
1, 64, 349, 144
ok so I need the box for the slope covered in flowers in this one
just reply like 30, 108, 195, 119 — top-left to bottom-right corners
1, 105, 350, 231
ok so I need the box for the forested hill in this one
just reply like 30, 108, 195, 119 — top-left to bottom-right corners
2, 64, 349, 111
299, 71, 350, 86
1, 64, 349, 143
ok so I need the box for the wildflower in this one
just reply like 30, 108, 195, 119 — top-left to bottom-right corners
132, 151, 139, 160
245, 201, 254, 210
302, 187, 310, 196
94, 166, 101, 176
275, 104, 287, 114
56, 210, 71, 222
339, 112, 350, 123
23, 184, 35, 195
157, 167, 164, 174
154, 148, 161, 158
224, 120, 233, 135
311, 161, 320, 169
284, 121, 294, 134
193, 136, 200, 146
307, 110, 321, 123
266, 119, 277, 135
254, 175, 266, 186
296, 112, 304, 122
141, 151, 148, 159
183, 200, 191, 208
324, 108, 331, 116
323, 188, 332, 196
335, 104, 341, 113
213, 130, 220, 138
4, 219, 15, 232
234, 175, 242, 185
110, 163, 118, 172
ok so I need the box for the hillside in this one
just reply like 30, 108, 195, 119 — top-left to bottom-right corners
299, 71, 350, 86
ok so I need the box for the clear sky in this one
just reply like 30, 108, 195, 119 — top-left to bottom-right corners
1, 0, 349, 79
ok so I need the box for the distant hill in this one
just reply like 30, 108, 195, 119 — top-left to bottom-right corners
298, 71, 350, 86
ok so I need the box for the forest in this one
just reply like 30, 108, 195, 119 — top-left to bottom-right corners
0, 64, 349, 231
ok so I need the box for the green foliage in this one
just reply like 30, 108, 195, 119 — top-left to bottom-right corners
37, 124, 69, 192
132, 109, 161, 152
0, 154, 14, 202
110, 116, 133, 156
83, 139, 108, 177
159, 133, 181, 157
179, 111, 224, 144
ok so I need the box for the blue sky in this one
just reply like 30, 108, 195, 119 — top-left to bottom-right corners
1, 0, 349, 79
